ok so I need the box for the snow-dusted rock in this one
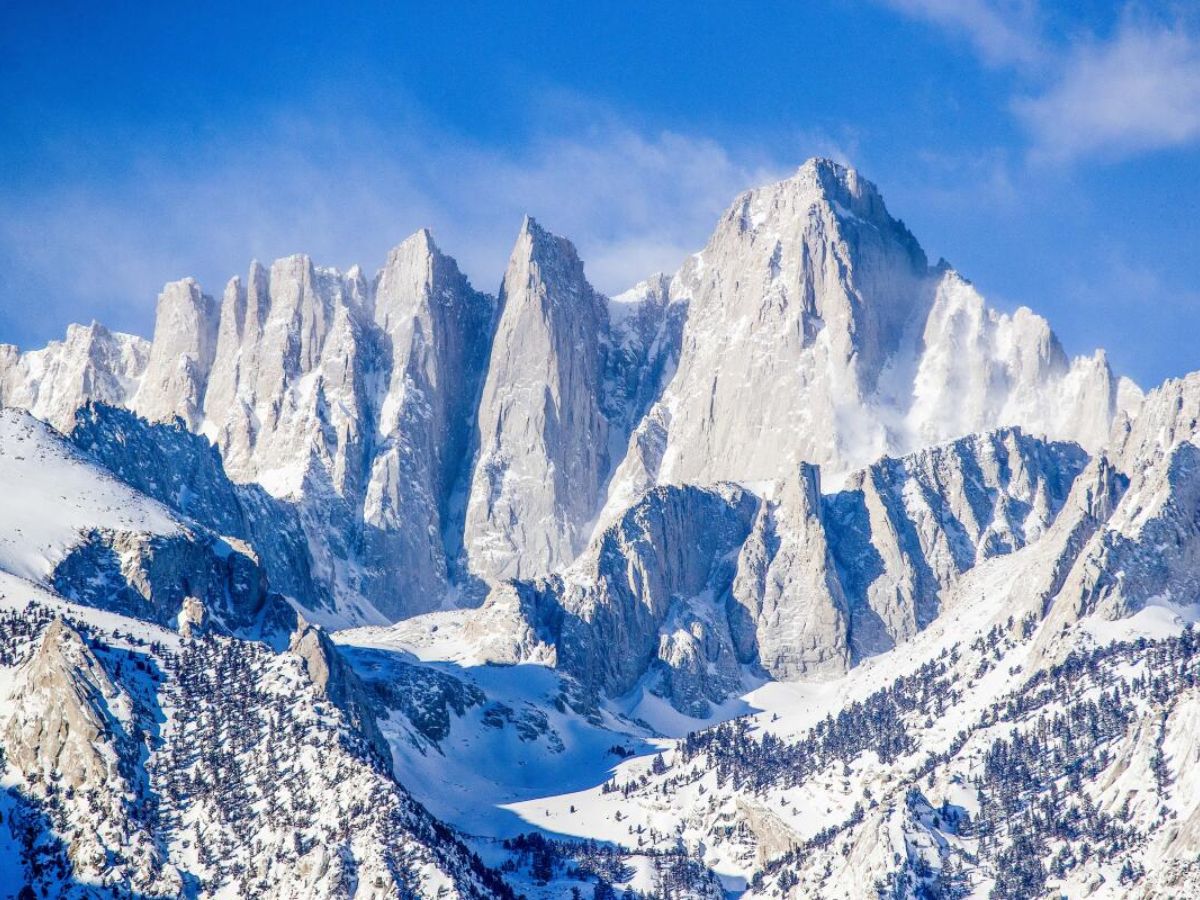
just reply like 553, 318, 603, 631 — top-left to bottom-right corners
463, 217, 614, 581
730, 463, 851, 680
0, 322, 148, 432
133, 277, 219, 429
829, 427, 1088, 656
68, 402, 332, 615
2, 617, 183, 895
364, 230, 494, 608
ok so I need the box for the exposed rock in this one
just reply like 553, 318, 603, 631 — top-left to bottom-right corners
133, 278, 219, 429
50, 527, 273, 633
730, 463, 850, 679
0, 322, 148, 432
1, 617, 182, 895
463, 217, 614, 581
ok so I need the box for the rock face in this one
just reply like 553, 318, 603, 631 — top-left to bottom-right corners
827, 427, 1088, 657
464, 218, 616, 581
729, 464, 851, 680
200, 254, 375, 497
0, 322, 148, 432
68, 402, 331, 614
1035, 375, 1200, 628
367, 231, 496, 600
599, 160, 1136, 520
556, 483, 760, 715
636, 158, 931, 489
0, 159, 1139, 627
134, 278, 219, 429
50, 527, 275, 633
449, 427, 1090, 714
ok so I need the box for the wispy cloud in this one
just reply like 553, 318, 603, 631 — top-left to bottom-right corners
877, 0, 1043, 67
881, 2, 1200, 164
1015, 22, 1200, 162
0, 109, 797, 345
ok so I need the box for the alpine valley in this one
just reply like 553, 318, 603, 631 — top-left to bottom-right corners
3, 158, 1200, 899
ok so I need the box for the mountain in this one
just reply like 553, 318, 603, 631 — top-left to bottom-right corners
0, 159, 1137, 623
2, 157, 1199, 898
412, 426, 1089, 718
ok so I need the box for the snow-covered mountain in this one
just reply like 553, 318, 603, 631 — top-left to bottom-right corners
0, 159, 1138, 624
1, 158, 1198, 898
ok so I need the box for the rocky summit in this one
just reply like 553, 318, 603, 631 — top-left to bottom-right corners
3, 159, 1200, 899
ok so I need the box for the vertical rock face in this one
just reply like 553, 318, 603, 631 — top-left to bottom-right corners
366, 230, 494, 601
133, 278, 219, 429
201, 261, 265, 444
730, 464, 851, 680
464, 217, 613, 581
200, 254, 376, 499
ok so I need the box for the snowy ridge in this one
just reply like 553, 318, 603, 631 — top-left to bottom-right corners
391, 427, 1091, 718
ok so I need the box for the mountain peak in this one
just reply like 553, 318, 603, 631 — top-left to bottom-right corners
387, 227, 439, 262
514, 214, 580, 265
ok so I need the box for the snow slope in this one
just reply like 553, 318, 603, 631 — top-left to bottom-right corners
0, 409, 178, 581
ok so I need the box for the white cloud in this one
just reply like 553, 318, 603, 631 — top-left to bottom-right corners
0, 110, 799, 344
877, 0, 1043, 66
881, 2, 1200, 164
1015, 22, 1200, 162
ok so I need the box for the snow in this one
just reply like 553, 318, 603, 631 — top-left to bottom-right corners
1082, 598, 1200, 645
0, 410, 179, 581
335, 625, 657, 839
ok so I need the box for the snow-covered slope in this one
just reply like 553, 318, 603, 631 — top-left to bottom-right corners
0, 579, 515, 899
0, 408, 178, 582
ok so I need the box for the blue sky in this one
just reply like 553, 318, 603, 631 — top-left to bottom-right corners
1, 1, 1198, 387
